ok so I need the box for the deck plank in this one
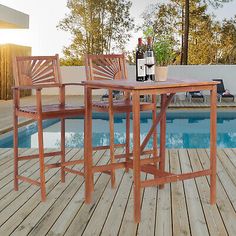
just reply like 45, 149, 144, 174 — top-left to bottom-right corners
0, 149, 40, 193
192, 149, 228, 236
118, 172, 147, 236
136, 174, 156, 236
0, 149, 80, 235
101, 171, 133, 236
216, 149, 236, 209
0, 148, 235, 235
201, 149, 236, 235
170, 149, 191, 236
27, 149, 107, 236
82, 148, 125, 236
10, 149, 83, 236
155, 150, 172, 236
46, 150, 107, 236
64, 151, 114, 236
179, 149, 209, 236
0, 149, 61, 205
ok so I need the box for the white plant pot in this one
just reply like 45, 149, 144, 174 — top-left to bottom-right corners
155, 66, 168, 82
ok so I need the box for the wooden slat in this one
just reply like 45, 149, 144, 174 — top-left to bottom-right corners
62, 152, 115, 235
201, 149, 236, 235
190, 149, 228, 236
155, 150, 172, 236
170, 149, 191, 236
18, 151, 62, 161
141, 169, 211, 187
82, 148, 125, 235
1, 148, 82, 235
0, 149, 77, 234
92, 162, 127, 173
84, 78, 218, 91
118, 170, 147, 235
92, 143, 125, 151
100, 171, 133, 235
0, 148, 234, 235
45, 149, 109, 235
0, 149, 41, 199
64, 167, 84, 176
16, 175, 41, 186
137, 174, 157, 235
81, 161, 124, 235
179, 149, 209, 236
0, 149, 55, 207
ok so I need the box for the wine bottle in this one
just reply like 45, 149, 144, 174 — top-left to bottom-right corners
145, 37, 155, 81
136, 38, 146, 82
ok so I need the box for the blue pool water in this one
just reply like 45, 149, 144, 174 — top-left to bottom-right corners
1, 111, 236, 149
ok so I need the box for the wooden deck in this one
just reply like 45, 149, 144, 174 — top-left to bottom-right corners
1, 95, 236, 134
0, 147, 236, 235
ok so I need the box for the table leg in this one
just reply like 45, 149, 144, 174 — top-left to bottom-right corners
108, 89, 116, 188
125, 111, 130, 172
210, 85, 217, 204
152, 95, 158, 177
84, 86, 93, 204
132, 91, 141, 223
159, 94, 167, 189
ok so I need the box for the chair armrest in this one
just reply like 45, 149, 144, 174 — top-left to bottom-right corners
12, 84, 60, 90
62, 82, 84, 86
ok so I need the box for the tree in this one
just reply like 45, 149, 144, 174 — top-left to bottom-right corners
141, 2, 180, 63
187, 3, 220, 64
58, 0, 134, 65
141, 0, 234, 65
182, 0, 231, 64
219, 16, 236, 63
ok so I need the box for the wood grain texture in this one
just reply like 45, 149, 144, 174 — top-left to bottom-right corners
0, 148, 233, 235
13, 55, 85, 201
83, 78, 218, 222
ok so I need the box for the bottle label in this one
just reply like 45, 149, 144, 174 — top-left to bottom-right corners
146, 65, 155, 75
137, 59, 145, 77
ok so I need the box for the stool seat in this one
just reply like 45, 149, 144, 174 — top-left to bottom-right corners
18, 104, 84, 118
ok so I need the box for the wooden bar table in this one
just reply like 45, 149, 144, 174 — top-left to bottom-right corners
83, 78, 219, 223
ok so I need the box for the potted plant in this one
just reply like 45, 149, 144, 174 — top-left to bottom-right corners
153, 38, 174, 81
143, 26, 175, 81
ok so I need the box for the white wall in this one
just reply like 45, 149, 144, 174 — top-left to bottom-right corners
38, 65, 236, 97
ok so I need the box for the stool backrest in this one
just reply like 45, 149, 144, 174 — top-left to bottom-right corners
85, 54, 128, 81
13, 54, 61, 86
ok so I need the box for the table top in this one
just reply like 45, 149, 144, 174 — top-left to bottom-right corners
83, 78, 219, 90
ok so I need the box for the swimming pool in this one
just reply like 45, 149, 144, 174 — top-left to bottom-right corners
1, 111, 236, 149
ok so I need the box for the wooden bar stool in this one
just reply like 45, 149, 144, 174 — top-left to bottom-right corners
13, 54, 84, 201
84, 54, 158, 188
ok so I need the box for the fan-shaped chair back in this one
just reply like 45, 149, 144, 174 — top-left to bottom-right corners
13, 54, 61, 86
85, 54, 128, 81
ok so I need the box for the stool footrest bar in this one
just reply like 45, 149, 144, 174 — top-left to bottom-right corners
17, 175, 41, 186
92, 162, 126, 173
141, 169, 211, 188
64, 167, 84, 176
18, 151, 62, 161
92, 143, 125, 151
115, 149, 155, 159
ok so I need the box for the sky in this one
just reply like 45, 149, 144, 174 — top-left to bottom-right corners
0, 0, 236, 56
